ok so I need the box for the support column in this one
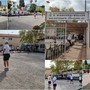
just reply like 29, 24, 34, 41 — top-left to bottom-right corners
87, 19, 90, 59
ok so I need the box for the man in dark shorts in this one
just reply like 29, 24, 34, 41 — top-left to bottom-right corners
70, 74, 73, 84
52, 76, 57, 90
3, 41, 10, 71
48, 75, 52, 88
79, 76, 82, 86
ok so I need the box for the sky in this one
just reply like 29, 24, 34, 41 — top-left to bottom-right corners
0, 0, 7, 5
83, 60, 90, 64
45, 60, 55, 68
0, 30, 20, 34
12, 0, 45, 6
45, 0, 90, 11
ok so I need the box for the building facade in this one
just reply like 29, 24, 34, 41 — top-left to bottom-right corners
0, 34, 21, 51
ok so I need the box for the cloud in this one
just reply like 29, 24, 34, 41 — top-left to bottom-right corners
46, 0, 90, 11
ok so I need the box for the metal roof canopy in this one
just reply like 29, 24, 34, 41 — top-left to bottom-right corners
57, 22, 88, 33
46, 22, 88, 33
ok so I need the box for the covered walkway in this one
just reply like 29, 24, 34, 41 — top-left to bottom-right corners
58, 42, 86, 60
45, 22, 88, 60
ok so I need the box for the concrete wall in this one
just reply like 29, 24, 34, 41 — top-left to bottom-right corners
45, 28, 57, 37
0, 36, 21, 49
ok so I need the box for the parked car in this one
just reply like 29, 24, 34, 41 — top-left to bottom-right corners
83, 69, 89, 73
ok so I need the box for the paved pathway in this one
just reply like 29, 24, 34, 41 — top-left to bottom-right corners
0, 16, 8, 29
8, 15, 45, 29
55, 42, 86, 60
45, 79, 82, 90
83, 73, 90, 88
0, 52, 44, 90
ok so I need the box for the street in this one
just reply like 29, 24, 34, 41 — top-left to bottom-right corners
82, 73, 90, 89
0, 16, 8, 29
8, 15, 45, 29
0, 52, 44, 90
45, 79, 82, 90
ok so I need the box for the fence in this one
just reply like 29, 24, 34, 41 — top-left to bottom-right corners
45, 44, 71, 60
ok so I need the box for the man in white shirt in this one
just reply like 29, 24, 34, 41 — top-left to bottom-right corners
70, 74, 73, 84
52, 76, 57, 90
67, 33, 72, 46
79, 76, 82, 86
3, 41, 10, 71
48, 74, 52, 88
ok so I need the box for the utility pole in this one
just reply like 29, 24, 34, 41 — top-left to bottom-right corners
85, 0, 86, 12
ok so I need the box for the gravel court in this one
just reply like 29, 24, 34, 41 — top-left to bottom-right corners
0, 52, 44, 90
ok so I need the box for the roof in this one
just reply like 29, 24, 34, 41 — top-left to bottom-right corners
46, 22, 88, 33
0, 34, 20, 38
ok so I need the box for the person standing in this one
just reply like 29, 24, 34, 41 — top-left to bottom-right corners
79, 76, 82, 86
52, 76, 57, 90
67, 33, 72, 46
48, 74, 52, 89
70, 74, 73, 84
3, 41, 10, 71
34, 11, 36, 19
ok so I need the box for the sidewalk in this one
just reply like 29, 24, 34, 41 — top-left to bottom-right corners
0, 53, 44, 89
57, 42, 86, 60
0, 16, 8, 22
82, 73, 90, 86
45, 79, 82, 90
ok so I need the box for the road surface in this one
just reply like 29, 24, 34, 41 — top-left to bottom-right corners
8, 15, 45, 29
0, 52, 44, 90
0, 16, 8, 29
45, 79, 82, 90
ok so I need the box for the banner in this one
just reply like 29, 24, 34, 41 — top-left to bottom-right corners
46, 11, 89, 21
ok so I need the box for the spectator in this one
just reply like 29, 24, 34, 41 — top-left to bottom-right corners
48, 74, 52, 88
67, 33, 72, 46
3, 41, 10, 71
70, 74, 73, 84
52, 76, 57, 90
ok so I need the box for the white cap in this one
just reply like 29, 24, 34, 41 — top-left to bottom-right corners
5, 40, 8, 43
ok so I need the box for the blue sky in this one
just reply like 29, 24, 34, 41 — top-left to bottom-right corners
0, 0, 7, 5
83, 60, 90, 64
0, 30, 20, 34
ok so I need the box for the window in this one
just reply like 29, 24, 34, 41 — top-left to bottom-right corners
8, 37, 12, 40
2, 37, 5, 39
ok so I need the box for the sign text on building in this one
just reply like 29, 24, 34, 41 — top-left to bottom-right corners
46, 12, 88, 21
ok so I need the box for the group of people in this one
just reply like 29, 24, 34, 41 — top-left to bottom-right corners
1, 41, 10, 71
67, 32, 84, 46
48, 75, 57, 90
67, 74, 82, 86
47, 74, 82, 90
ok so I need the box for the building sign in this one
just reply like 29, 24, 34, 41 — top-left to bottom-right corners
46, 11, 89, 21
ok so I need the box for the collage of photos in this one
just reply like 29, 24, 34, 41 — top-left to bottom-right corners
0, 0, 90, 90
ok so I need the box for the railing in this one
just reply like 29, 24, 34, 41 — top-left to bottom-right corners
45, 44, 70, 60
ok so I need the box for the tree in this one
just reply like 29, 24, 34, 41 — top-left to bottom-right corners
0, 1, 2, 6
8, 0, 12, 9
36, 5, 45, 13
84, 60, 88, 69
19, 29, 44, 43
74, 60, 82, 71
19, 30, 35, 43
19, 0, 25, 8
49, 7, 60, 12
30, 4, 37, 12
